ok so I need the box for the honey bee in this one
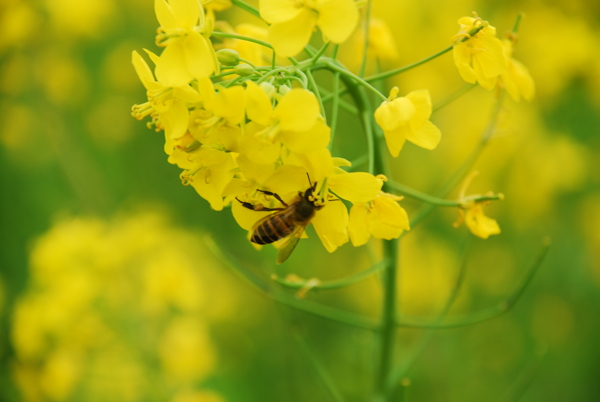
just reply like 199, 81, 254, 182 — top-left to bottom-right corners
236, 179, 323, 264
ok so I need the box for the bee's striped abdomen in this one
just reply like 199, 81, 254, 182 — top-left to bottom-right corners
251, 213, 294, 245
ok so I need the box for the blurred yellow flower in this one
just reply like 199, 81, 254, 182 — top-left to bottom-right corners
374, 87, 441, 156
259, 0, 359, 57
500, 38, 535, 102
10, 212, 230, 402
452, 15, 508, 91
453, 172, 501, 239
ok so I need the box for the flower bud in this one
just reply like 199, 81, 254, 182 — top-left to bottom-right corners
259, 82, 276, 98
278, 84, 291, 96
234, 63, 254, 76
216, 49, 240, 66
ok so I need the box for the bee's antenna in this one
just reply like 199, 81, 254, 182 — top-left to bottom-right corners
306, 172, 315, 189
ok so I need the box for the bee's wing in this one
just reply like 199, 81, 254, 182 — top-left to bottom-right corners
275, 225, 306, 265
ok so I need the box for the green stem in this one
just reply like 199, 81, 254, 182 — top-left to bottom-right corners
239, 57, 257, 68
432, 83, 477, 113
385, 240, 471, 396
331, 44, 340, 60
318, 85, 358, 114
231, 0, 261, 19
329, 72, 341, 150
273, 259, 388, 291
358, 0, 371, 78
211, 31, 272, 49
375, 238, 399, 401
306, 69, 326, 120
364, 25, 484, 83
387, 180, 503, 207
311, 42, 330, 64
326, 61, 387, 102
407, 92, 505, 230
206, 236, 379, 330
396, 237, 550, 329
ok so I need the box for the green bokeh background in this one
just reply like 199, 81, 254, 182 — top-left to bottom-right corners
1, 0, 599, 401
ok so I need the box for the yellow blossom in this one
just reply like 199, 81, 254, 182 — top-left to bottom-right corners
452, 15, 508, 90
154, 0, 219, 87
374, 87, 441, 157
242, 81, 330, 163
131, 50, 202, 140
348, 192, 410, 246
453, 171, 501, 239
259, 0, 359, 57
179, 146, 236, 210
188, 77, 246, 151
500, 38, 535, 102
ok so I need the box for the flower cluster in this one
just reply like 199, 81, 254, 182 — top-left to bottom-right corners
11, 213, 228, 401
132, 2, 528, 257
132, 0, 410, 258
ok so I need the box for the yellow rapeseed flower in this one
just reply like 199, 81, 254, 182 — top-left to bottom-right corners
348, 191, 410, 246
242, 81, 330, 163
374, 87, 441, 157
259, 0, 359, 57
452, 15, 508, 91
453, 171, 501, 239
131, 50, 202, 140
154, 0, 219, 86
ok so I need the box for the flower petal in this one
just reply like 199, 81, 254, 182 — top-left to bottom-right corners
382, 124, 408, 157
465, 204, 501, 239
214, 85, 246, 125
311, 200, 349, 252
328, 172, 383, 203
268, 9, 317, 57
276, 88, 320, 132
183, 33, 216, 79
132, 51, 157, 90
317, 0, 359, 43
348, 204, 370, 246
259, 0, 302, 24
169, 0, 199, 30
405, 120, 441, 150
155, 0, 176, 29
245, 81, 274, 126
156, 41, 194, 87
406, 89, 432, 130
452, 42, 476, 83
280, 119, 330, 154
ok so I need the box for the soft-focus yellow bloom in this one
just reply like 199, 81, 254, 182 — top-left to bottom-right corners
11, 213, 229, 402
154, 0, 219, 86
453, 171, 501, 239
452, 15, 508, 91
348, 192, 410, 246
159, 317, 215, 382
374, 87, 441, 156
500, 38, 535, 102
259, 0, 359, 57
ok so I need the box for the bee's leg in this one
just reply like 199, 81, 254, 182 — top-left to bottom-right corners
256, 190, 288, 207
235, 198, 284, 212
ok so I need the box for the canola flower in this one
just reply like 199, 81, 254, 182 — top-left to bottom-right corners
131, 1, 526, 262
